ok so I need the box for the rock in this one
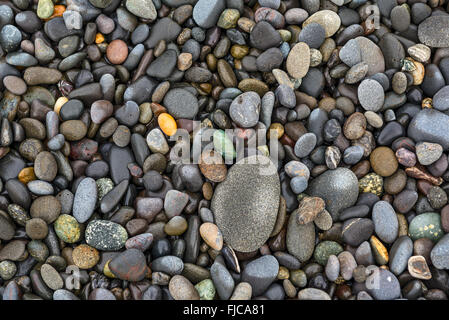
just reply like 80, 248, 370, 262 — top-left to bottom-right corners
372, 201, 399, 244
370, 147, 398, 177
195, 279, 216, 300
241, 255, 279, 296
169, 275, 200, 300
314, 241, 343, 266
286, 42, 310, 79
430, 234, 449, 269
297, 288, 331, 300
409, 212, 444, 242
85, 220, 128, 251
126, 0, 157, 20
295, 197, 325, 225
192, 0, 225, 29
164, 190, 189, 218
287, 212, 315, 262
366, 268, 400, 300
418, 16, 449, 48
210, 261, 234, 300
109, 249, 147, 281
358, 79, 385, 112
389, 236, 413, 275
339, 37, 385, 76
54, 214, 81, 243
408, 109, 449, 150
151, 255, 184, 276
72, 244, 99, 269
307, 168, 359, 220
163, 88, 199, 119
73, 177, 97, 223
229, 92, 260, 128
408, 255, 432, 280
416, 142, 443, 165
294, 133, 316, 158
302, 10, 340, 37
342, 218, 374, 247
250, 21, 282, 51
199, 222, 223, 251
211, 155, 280, 252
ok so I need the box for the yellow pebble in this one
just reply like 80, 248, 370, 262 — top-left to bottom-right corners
103, 260, 115, 278
277, 266, 290, 280
54, 96, 68, 115
158, 113, 177, 136
18, 167, 36, 184
268, 123, 284, 139
95, 33, 105, 44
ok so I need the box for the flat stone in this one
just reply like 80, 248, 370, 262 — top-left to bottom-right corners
85, 220, 128, 251
73, 177, 97, 223
418, 15, 449, 48
211, 155, 280, 252
408, 109, 449, 150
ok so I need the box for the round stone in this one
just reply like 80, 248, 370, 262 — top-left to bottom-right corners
211, 155, 280, 252
229, 92, 260, 128
358, 79, 385, 112
72, 244, 100, 269
370, 147, 398, 177
106, 39, 128, 64
54, 214, 81, 243
85, 220, 128, 251
409, 212, 444, 242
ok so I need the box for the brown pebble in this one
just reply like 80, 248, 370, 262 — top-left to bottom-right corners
106, 39, 128, 64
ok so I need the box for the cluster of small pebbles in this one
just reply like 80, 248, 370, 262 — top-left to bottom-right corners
1, 0, 449, 302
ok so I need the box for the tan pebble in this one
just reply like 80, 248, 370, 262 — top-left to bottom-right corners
199, 222, 223, 251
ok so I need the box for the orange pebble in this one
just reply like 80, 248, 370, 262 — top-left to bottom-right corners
47, 5, 65, 20
95, 33, 105, 44
158, 113, 177, 136
18, 167, 36, 184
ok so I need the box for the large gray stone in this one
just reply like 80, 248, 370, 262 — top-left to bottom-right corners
211, 155, 280, 252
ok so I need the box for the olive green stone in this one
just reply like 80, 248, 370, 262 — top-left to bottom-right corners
54, 214, 81, 243
194, 279, 215, 300
96, 178, 114, 201
213, 130, 236, 160
7, 204, 30, 227
238, 79, 269, 97
217, 9, 240, 29
23, 86, 55, 106
37, 0, 54, 19
359, 173, 383, 197
27, 240, 49, 262
313, 240, 344, 265
290, 269, 307, 288
409, 212, 443, 242
0, 260, 17, 280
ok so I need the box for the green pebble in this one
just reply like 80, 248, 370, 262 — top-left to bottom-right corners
27, 240, 49, 262
217, 9, 240, 29
213, 129, 236, 160
408, 212, 443, 242
194, 279, 216, 300
290, 269, 307, 288
54, 214, 81, 243
314, 240, 343, 265
37, 0, 54, 19
96, 178, 114, 201
0, 261, 17, 280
